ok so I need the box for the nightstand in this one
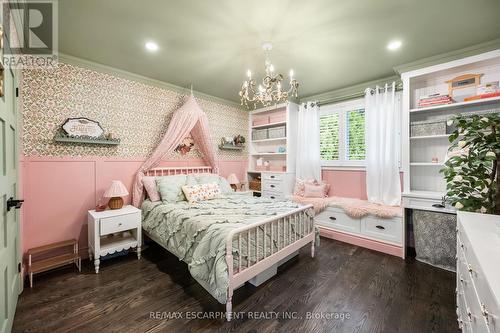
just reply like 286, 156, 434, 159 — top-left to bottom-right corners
87, 205, 141, 273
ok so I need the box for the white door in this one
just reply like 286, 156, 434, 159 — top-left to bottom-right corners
0, 62, 21, 333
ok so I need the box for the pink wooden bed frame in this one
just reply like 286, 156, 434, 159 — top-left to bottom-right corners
143, 166, 315, 321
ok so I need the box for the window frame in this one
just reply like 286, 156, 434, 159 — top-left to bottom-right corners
320, 98, 366, 168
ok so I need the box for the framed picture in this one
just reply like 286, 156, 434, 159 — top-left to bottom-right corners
62, 118, 104, 138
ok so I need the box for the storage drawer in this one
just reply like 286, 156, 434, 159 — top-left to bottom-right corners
100, 213, 139, 236
402, 196, 453, 212
457, 284, 471, 333
458, 234, 500, 331
261, 190, 283, 200
360, 216, 403, 245
262, 180, 282, 192
315, 208, 361, 234
262, 173, 283, 182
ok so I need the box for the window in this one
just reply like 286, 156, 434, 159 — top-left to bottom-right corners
320, 99, 366, 167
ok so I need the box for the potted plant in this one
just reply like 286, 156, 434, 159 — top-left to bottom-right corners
441, 113, 500, 215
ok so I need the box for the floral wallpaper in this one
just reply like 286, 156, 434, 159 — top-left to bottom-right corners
21, 62, 248, 159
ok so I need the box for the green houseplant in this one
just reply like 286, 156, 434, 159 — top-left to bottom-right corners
441, 113, 500, 214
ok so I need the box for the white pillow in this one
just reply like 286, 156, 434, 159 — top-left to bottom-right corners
182, 183, 221, 203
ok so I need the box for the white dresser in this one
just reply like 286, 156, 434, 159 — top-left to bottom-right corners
261, 172, 295, 199
456, 212, 500, 333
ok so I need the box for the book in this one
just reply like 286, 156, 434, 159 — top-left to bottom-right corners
463, 91, 500, 102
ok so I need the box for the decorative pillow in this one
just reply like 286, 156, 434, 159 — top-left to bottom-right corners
294, 178, 330, 197
195, 174, 234, 193
156, 174, 188, 203
304, 183, 327, 198
142, 176, 161, 202
182, 183, 221, 203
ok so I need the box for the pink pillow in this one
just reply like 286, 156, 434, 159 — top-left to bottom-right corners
304, 183, 327, 198
294, 178, 330, 197
142, 176, 161, 202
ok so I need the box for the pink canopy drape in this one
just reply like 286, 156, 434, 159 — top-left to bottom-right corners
132, 94, 218, 207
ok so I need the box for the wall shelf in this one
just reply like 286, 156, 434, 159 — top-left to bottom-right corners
410, 134, 450, 140
251, 137, 287, 143
219, 144, 244, 151
409, 95, 500, 113
250, 152, 286, 156
410, 162, 444, 166
251, 121, 286, 129
54, 133, 120, 145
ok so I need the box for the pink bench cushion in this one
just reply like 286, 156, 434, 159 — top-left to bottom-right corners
292, 195, 402, 219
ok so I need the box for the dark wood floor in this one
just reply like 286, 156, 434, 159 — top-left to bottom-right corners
13, 238, 458, 333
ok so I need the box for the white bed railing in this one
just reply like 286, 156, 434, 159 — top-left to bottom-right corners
225, 204, 314, 321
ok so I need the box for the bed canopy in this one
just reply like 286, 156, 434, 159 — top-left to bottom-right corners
132, 94, 218, 207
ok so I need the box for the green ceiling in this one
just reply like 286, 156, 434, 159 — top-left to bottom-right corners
59, 0, 500, 103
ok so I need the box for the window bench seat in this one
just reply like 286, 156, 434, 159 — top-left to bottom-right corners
292, 196, 404, 258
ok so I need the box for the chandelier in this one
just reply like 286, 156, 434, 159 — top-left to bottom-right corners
239, 42, 299, 109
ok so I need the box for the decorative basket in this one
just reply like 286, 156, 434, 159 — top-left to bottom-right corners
252, 129, 268, 141
410, 119, 446, 137
268, 126, 286, 139
249, 179, 261, 191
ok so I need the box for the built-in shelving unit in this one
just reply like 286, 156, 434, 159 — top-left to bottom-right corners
401, 49, 500, 209
247, 102, 299, 197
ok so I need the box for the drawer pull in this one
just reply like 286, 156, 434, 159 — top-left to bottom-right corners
467, 264, 473, 274
467, 309, 472, 318
270, 175, 275, 179
480, 303, 489, 320
375, 225, 385, 230
118, 223, 122, 226
270, 184, 275, 188
270, 196, 275, 199
459, 275, 464, 283
329, 216, 337, 221
432, 203, 445, 208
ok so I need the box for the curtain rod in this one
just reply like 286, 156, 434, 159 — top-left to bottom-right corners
317, 81, 403, 106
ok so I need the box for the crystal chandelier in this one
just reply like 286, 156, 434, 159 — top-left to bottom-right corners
239, 42, 299, 109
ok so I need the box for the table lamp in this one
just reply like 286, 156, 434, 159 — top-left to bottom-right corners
227, 173, 240, 191
104, 180, 129, 210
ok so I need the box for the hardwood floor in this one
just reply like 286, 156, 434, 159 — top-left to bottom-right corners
13, 238, 458, 333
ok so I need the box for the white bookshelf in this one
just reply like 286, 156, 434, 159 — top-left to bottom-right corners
401, 49, 500, 211
247, 102, 299, 197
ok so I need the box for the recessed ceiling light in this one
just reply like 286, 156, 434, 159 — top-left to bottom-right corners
387, 40, 402, 51
145, 41, 159, 52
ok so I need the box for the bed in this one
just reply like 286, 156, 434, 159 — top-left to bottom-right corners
141, 166, 315, 321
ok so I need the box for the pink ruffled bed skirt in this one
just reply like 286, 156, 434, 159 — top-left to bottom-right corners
291, 195, 402, 219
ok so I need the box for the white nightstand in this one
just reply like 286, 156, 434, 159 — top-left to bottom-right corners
87, 205, 141, 273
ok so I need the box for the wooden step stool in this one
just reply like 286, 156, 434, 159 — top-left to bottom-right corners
27, 239, 81, 288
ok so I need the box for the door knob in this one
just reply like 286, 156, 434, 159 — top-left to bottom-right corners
7, 197, 24, 211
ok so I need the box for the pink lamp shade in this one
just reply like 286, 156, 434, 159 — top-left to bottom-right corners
104, 180, 129, 198
227, 173, 239, 185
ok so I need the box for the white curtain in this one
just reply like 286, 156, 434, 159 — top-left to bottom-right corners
296, 101, 321, 181
365, 83, 402, 206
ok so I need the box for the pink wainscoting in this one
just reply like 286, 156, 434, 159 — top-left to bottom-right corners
20, 156, 247, 256
322, 169, 404, 200
322, 169, 368, 199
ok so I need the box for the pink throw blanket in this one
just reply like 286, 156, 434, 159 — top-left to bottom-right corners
292, 196, 402, 219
